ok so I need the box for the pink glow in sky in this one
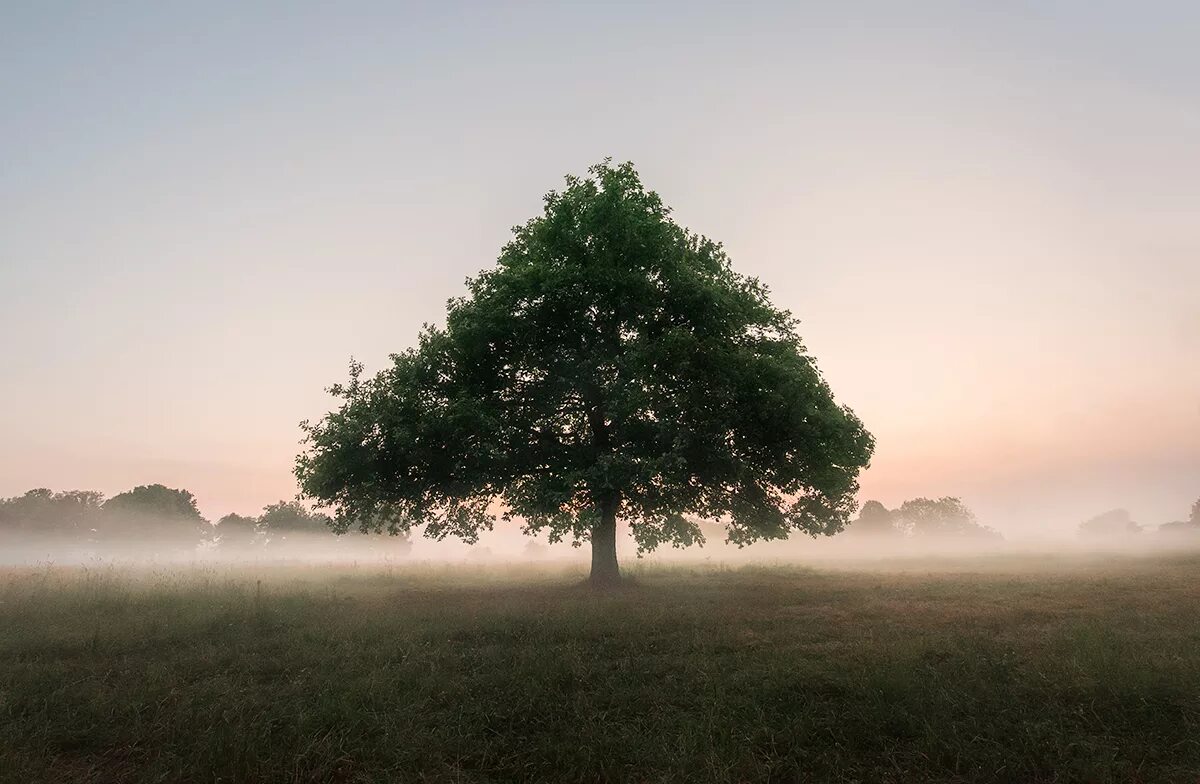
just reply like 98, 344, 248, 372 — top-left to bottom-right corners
2, 3, 1197, 534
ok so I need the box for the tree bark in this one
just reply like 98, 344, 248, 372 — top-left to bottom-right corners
584, 395, 621, 587
589, 498, 621, 587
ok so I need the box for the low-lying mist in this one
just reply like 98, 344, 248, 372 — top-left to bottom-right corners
4, 520, 1199, 571
2, 484, 1197, 569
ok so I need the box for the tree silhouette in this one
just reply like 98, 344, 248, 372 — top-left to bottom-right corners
216, 513, 262, 551
894, 497, 1000, 540
0, 488, 104, 538
1078, 508, 1141, 537
257, 500, 332, 547
848, 500, 896, 536
1158, 497, 1200, 536
297, 161, 874, 585
100, 484, 211, 551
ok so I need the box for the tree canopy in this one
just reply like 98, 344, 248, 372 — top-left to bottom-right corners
0, 486, 414, 560
893, 497, 1000, 540
215, 513, 262, 550
847, 500, 897, 537
0, 488, 104, 537
100, 483, 211, 549
297, 160, 874, 583
258, 500, 332, 538
1078, 508, 1141, 537
102, 484, 205, 521
844, 497, 999, 541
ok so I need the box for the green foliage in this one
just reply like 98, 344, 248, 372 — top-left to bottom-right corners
297, 161, 874, 572
216, 513, 263, 550
100, 484, 211, 547
103, 484, 205, 522
0, 485, 414, 557
845, 498, 999, 540
0, 488, 104, 537
893, 497, 1000, 540
848, 499, 896, 536
257, 500, 332, 538
0, 485, 211, 553
216, 503, 340, 551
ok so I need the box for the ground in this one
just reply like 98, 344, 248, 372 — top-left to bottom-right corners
1, 553, 1198, 783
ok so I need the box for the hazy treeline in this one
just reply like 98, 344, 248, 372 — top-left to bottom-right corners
842, 495, 1200, 544
1077, 500, 1200, 538
843, 496, 1002, 540
0, 484, 412, 562
4, 484, 1197, 564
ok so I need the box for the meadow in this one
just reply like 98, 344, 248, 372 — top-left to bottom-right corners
1, 553, 1198, 783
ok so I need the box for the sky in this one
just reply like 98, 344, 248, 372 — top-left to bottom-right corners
2, 1, 1197, 535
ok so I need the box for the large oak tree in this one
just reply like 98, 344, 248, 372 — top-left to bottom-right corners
297, 161, 873, 584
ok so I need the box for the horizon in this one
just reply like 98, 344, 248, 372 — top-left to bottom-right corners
3, 2, 1198, 535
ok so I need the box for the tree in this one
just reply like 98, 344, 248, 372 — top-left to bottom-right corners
258, 500, 333, 546
103, 483, 204, 520
848, 500, 896, 537
0, 488, 105, 538
100, 484, 211, 550
297, 160, 874, 585
1078, 508, 1141, 537
1158, 498, 1200, 536
1158, 519, 1198, 536
894, 497, 1000, 540
0, 489, 104, 561
216, 513, 263, 551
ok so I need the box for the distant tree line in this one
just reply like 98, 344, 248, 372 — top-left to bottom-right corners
1078, 498, 1200, 538
7, 483, 1195, 556
0, 484, 411, 558
843, 495, 1200, 542
845, 497, 1002, 540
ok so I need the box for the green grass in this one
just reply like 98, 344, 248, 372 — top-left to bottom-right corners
2, 554, 1199, 782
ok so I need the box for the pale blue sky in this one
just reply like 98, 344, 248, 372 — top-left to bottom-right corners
2, 1, 1198, 532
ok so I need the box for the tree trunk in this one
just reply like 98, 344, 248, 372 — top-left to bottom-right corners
589, 500, 621, 587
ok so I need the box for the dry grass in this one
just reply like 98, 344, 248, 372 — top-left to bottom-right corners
1, 553, 1198, 782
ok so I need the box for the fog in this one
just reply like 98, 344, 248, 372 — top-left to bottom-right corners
3, 489, 1197, 570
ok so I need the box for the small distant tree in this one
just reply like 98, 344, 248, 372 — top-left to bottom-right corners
1158, 498, 1200, 536
1158, 520, 1198, 536
297, 160, 874, 585
100, 484, 211, 550
1078, 508, 1141, 537
894, 497, 1000, 540
258, 501, 333, 546
848, 500, 896, 536
103, 484, 204, 520
216, 513, 263, 551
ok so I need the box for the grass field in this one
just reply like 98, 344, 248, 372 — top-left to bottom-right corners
1, 553, 1198, 783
